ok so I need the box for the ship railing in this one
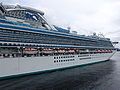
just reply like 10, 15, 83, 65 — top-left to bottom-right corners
0, 18, 32, 28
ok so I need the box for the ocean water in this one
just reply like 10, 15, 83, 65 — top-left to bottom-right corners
0, 52, 120, 90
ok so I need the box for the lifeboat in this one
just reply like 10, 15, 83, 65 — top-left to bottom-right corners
23, 48, 38, 54
42, 48, 54, 54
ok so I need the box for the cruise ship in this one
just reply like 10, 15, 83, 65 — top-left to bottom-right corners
0, 3, 116, 79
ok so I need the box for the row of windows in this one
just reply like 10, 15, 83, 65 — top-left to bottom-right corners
0, 19, 32, 28
79, 51, 113, 55
0, 52, 111, 59
79, 57, 91, 60
54, 56, 75, 59
0, 21, 113, 45
0, 29, 113, 48
78, 55, 89, 57
78, 52, 113, 57
54, 59, 75, 63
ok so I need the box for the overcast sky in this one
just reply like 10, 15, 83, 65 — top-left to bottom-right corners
1, 0, 120, 47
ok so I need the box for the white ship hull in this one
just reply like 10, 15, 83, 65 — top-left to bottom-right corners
0, 51, 116, 79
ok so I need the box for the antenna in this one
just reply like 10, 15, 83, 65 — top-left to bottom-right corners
93, 32, 97, 36
67, 26, 71, 31
15, 4, 21, 8
98, 33, 105, 38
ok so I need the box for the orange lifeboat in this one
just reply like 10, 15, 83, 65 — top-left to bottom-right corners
23, 48, 38, 54
42, 48, 53, 54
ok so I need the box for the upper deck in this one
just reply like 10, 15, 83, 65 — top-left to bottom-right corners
0, 3, 114, 49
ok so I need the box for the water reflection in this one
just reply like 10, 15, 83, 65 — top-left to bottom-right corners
0, 54, 119, 90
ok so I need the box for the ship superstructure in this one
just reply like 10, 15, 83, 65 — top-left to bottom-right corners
0, 4, 116, 79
